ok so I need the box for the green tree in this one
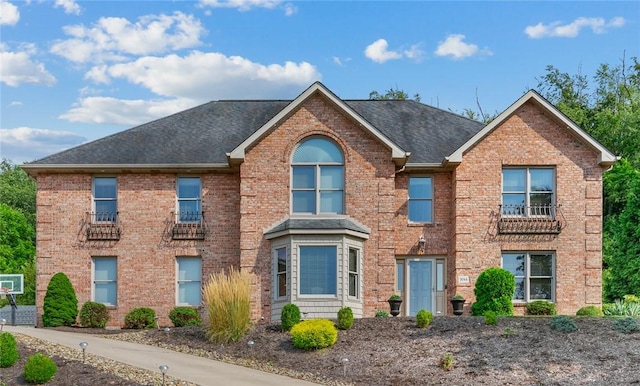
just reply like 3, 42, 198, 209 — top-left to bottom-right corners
0, 159, 36, 229
0, 204, 35, 273
42, 272, 78, 327
369, 87, 421, 102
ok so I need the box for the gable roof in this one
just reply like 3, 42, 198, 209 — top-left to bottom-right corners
22, 82, 486, 173
447, 90, 618, 167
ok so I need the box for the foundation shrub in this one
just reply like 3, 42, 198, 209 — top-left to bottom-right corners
281, 303, 301, 332
169, 307, 202, 327
124, 307, 156, 329
290, 319, 338, 350
375, 310, 388, 318
204, 267, 252, 344
526, 301, 557, 316
484, 310, 498, 325
471, 267, 515, 316
337, 307, 354, 330
0, 332, 19, 368
79, 301, 110, 328
42, 272, 78, 327
23, 353, 57, 384
576, 306, 603, 317
612, 317, 639, 334
416, 309, 433, 328
550, 315, 578, 333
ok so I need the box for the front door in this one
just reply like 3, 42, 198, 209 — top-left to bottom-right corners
408, 259, 434, 316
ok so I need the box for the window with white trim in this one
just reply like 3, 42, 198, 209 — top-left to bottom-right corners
299, 245, 337, 295
93, 177, 117, 222
408, 176, 433, 223
93, 257, 117, 305
348, 247, 359, 298
177, 257, 202, 306
177, 177, 202, 223
502, 252, 554, 302
275, 247, 287, 299
291, 137, 344, 214
502, 168, 555, 217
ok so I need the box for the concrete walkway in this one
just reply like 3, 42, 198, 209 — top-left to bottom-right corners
5, 326, 319, 386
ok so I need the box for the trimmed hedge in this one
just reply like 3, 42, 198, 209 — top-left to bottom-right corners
337, 307, 354, 330
526, 301, 557, 316
80, 301, 110, 328
124, 307, 156, 329
42, 272, 78, 327
169, 307, 202, 327
291, 319, 338, 350
576, 305, 603, 317
280, 303, 301, 332
471, 267, 515, 316
24, 353, 57, 384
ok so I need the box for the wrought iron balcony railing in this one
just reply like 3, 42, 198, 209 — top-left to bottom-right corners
85, 212, 121, 240
171, 212, 208, 240
498, 205, 565, 234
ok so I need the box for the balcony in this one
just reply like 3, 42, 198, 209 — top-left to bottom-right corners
85, 212, 121, 240
497, 205, 565, 234
171, 212, 208, 240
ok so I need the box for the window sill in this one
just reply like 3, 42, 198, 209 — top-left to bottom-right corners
408, 222, 435, 227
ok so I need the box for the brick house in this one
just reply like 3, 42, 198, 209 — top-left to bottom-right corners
23, 82, 616, 326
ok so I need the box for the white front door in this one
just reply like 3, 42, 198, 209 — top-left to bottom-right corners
407, 259, 435, 316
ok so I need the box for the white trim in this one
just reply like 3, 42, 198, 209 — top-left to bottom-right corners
447, 90, 618, 166
227, 82, 409, 163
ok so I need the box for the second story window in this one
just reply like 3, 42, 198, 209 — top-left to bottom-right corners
502, 168, 555, 217
408, 176, 433, 223
292, 137, 344, 215
177, 177, 201, 223
93, 177, 117, 222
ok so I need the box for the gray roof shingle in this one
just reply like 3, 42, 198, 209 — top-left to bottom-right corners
26, 98, 484, 166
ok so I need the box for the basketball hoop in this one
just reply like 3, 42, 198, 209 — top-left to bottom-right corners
0, 287, 9, 300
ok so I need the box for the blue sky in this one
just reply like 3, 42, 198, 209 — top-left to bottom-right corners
1, 0, 638, 164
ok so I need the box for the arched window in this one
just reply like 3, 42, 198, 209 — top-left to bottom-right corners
291, 137, 344, 214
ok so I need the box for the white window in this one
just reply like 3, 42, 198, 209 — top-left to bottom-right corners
299, 246, 337, 296
177, 177, 201, 223
275, 247, 287, 299
93, 177, 117, 222
93, 257, 117, 305
502, 168, 555, 217
177, 257, 202, 306
502, 252, 555, 302
408, 176, 433, 223
292, 137, 344, 214
348, 248, 359, 298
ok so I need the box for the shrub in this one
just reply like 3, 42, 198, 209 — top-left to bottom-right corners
124, 307, 156, 329
416, 309, 433, 328
337, 307, 354, 330
484, 310, 498, 325
612, 317, 640, 334
439, 352, 454, 371
603, 299, 640, 316
290, 319, 338, 350
42, 272, 78, 327
281, 303, 301, 332
375, 310, 388, 318
526, 301, 557, 316
79, 301, 110, 328
169, 307, 202, 327
576, 305, 603, 317
23, 353, 57, 384
550, 315, 578, 333
471, 267, 515, 316
623, 294, 640, 304
0, 332, 19, 368
203, 267, 252, 343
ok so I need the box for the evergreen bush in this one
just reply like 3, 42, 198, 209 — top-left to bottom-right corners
484, 310, 498, 325
416, 309, 433, 328
0, 332, 19, 368
79, 301, 110, 328
280, 303, 301, 332
42, 272, 78, 327
550, 315, 578, 333
23, 353, 57, 384
123, 307, 156, 329
471, 267, 515, 316
576, 305, 603, 317
612, 317, 639, 334
337, 307, 354, 330
169, 307, 202, 327
526, 300, 557, 316
290, 319, 338, 350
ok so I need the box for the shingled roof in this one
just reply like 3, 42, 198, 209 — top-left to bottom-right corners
24, 84, 485, 168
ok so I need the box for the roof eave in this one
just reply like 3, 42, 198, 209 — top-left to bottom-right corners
21, 163, 232, 176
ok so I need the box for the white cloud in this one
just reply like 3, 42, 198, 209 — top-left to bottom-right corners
364, 39, 403, 63
0, 127, 86, 163
54, 0, 80, 15
50, 12, 205, 63
0, 45, 57, 87
9, 101, 22, 107
199, 0, 281, 11
404, 43, 425, 61
524, 17, 626, 39
0, 0, 19, 25
283, 3, 297, 16
434, 34, 491, 60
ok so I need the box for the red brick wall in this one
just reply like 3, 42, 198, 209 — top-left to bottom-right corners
451, 101, 605, 315
35, 172, 240, 326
